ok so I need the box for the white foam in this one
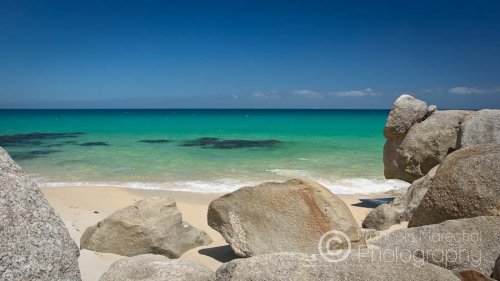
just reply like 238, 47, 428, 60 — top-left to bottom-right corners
317, 178, 409, 195
296, 158, 320, 162
36, 176, 409, 195
36, 179, 260, 193
265, 168, 312, 178
265, 168, 409, 194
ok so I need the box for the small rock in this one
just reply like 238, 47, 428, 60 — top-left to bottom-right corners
362, 204, 404, 231
427, 105, 437, 114
81, 196, 212, 258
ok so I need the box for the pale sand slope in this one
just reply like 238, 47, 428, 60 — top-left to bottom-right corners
41, 186, 407, 281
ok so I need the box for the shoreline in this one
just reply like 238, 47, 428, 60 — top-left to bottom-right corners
35, 176, 410, 195
41, 185, 406, 281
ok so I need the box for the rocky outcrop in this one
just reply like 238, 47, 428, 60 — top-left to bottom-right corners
384, 110, 470, 183
409, 144, 500, 227
459, 110, 500, 148
383, 95, 500, 184
361, 203, 404, 231
99, 254, 215, 281
81, 196, 212, 258
207, 179, 365, 257
371, 216, 500, 276
215, 250, 460, 281
0, 147, 81, 280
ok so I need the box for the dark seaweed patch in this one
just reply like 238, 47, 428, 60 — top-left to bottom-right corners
60, 140, 80, 145
0, 132, 85, 147
41, 143, 66, 148
80, 142, 109, 146
182, 137, 281, 149
138, 139, 172, 144
182, 137, 219, 147
10, 149, 62, 160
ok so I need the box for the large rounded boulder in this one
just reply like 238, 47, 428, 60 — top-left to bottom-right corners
0, 147, 81, 280
409, 144, 500, 227
215, 250, 460, 281
384, 110, 470, 183
208, 179, 365, 257
81, 196, 212, 258
99, 254, 214, 281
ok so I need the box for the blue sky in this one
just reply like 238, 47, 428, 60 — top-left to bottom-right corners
1, 0, 499, 109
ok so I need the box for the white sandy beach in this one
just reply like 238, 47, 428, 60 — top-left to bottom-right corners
41, 186, 407, 281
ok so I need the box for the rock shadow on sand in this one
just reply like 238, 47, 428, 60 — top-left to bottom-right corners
198, 245, 239, 263
352, 197, 395, 209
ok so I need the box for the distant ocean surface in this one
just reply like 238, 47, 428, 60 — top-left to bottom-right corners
0, 109, 408, 194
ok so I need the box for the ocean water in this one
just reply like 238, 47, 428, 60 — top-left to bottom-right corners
0, 109, 408, 194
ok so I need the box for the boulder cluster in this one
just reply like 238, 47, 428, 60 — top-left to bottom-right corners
1, 94, 498, 280
364, 95, 500, 232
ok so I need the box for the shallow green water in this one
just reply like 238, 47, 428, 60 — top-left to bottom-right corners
0, 109, 407, 193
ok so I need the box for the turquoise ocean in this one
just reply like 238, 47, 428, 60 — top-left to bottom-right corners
0, 109, 408, 194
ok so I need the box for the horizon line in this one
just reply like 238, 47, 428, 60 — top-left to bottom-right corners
0, 108, 393, 110
0, 107, 485, 110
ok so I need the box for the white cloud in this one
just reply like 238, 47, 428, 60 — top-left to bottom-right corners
423, 87, 444, 93
448, 86, 500, 95
252, 91, 280, 99
292, 90, 324, 98
334, 88, 380, 97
